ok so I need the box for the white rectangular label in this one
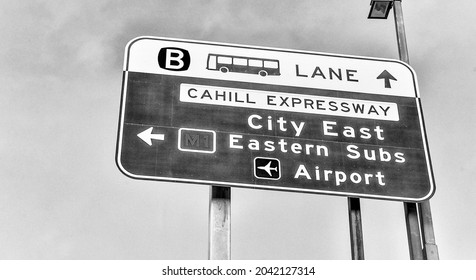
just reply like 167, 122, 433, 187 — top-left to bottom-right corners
180, 84, 399, 121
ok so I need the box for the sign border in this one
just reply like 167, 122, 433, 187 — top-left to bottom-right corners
116, 36, 435, 202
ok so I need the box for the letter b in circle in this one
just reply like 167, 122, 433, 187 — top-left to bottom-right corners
158, 47, 190, 71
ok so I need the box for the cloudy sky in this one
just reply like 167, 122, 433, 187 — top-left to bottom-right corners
1, 0, 475, 260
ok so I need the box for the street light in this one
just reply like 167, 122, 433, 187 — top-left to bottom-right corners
367, 0, 393, 19
366, 0, 440, 260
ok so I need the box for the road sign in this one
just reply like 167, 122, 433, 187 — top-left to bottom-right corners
116, 36, 435, 202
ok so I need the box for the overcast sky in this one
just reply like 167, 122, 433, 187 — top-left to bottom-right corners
1, 0, 475, 260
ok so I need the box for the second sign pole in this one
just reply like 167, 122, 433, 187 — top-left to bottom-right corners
348, 197, 365, 260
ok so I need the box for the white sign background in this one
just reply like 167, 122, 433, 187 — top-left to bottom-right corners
125, 36, 419, 98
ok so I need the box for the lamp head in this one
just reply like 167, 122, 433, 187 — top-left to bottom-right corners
368, 0, 393, 19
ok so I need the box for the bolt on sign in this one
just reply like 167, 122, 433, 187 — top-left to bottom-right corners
116, 36, 435, 202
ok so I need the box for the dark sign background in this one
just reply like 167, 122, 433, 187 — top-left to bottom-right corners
117, 72, 434, 201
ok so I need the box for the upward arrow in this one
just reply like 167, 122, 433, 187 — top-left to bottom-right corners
377, 70, 397, 88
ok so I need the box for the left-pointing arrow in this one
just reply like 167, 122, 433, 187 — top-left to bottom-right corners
137, 127, 165, 146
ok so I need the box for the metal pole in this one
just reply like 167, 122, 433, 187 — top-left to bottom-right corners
393, 0, 423, 260
393, 0, 438, 260
403, 202, 424, 259
393, 1, 409, 63
419, 200, 439, 259
348, 197, 365, 260
208, 186, 231, 260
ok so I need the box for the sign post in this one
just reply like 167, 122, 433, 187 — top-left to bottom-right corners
348, 197, 365, 259
209, 186, 231, 260
116, 35, 436, 259
419, 200, 439, 259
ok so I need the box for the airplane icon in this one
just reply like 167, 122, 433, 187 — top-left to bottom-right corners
257, 161, 278, 177
254, 157, 280, 180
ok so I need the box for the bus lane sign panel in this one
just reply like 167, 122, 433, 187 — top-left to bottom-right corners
116, 36, 435, 202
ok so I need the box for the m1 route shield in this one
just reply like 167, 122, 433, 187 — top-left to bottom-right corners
116, 36, 435, 202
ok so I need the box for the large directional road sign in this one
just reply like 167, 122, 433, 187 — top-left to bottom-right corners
116, 36, 435, 202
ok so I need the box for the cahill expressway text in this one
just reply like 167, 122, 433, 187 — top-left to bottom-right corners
181, 84, 400, 121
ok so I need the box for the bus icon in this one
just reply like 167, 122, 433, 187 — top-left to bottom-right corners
206, 54, 280, 77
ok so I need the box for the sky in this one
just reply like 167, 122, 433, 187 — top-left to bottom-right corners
0, 0, 475, 260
